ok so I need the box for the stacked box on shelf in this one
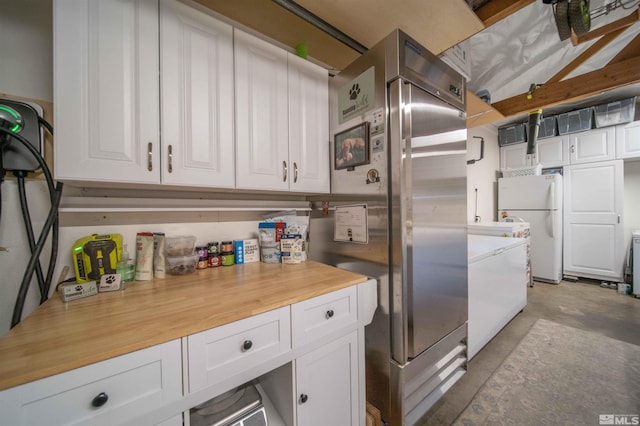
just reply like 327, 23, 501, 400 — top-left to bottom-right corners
498, 123, 527, 146
537, 115, 557, 139
594, 96, 637, 128
557, 108, 592, 135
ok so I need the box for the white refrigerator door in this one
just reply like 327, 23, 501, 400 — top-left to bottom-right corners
498, 209, 563, 283
498, 174, 563, 211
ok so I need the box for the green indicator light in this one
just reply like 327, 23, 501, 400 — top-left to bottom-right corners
0, 105, 23, 133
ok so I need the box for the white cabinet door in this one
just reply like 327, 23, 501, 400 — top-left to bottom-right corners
288, 53, 330, 193
563, 160, 624, 281
295, 331, 360, 426
616, 120, 640, 159
569, 127, 615, 164
536, 135, 569, 167
499, 143, 528, 170
54, 0, 160, 184
160, 0, 235, 188
235, 29, 289, 191
0, 340, 182, 426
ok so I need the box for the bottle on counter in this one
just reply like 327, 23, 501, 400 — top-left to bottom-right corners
116, 244, 136, 283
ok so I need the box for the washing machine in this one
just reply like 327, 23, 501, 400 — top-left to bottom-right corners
634, 230, 640, 297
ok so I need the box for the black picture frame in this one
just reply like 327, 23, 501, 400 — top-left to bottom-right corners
334, 122, 370, 170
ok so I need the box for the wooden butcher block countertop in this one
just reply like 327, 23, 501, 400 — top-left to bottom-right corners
0, 261, 367, 391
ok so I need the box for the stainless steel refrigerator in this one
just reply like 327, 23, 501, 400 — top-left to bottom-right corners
309, 29, 468, 425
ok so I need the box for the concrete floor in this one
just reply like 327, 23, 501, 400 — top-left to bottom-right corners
418, 279, 640, 425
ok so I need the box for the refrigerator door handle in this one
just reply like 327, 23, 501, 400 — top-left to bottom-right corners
548, 181, 555, 211
550, 210, 555, 238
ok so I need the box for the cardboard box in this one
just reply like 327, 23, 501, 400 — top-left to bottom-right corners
235, 239, 260, 264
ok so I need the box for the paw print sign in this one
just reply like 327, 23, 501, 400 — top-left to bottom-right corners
349, 84, 360, 100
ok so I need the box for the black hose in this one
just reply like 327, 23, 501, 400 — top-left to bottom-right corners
0, 127, 62, 324
11, 182, 63, 328
16, 172, 46, 298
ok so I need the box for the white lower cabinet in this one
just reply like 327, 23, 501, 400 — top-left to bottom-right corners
0, 340, 182, 426
295, 331, 360, 426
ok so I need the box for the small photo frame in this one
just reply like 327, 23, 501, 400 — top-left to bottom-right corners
334, 122, 370, 170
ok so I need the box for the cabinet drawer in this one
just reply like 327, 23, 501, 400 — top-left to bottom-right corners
292, 286, 358, 347
0, 340, 182, 426
187, 307, 291, 392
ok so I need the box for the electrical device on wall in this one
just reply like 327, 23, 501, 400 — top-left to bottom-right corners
0, 97, 63, 329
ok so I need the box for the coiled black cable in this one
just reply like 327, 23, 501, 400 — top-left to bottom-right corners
15, 171, 47, 298
0, 126, 62, 327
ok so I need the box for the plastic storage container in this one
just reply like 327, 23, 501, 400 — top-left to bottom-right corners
166, 254, 199, 275
537, 116, 557, 139
594, 97, 636, 128
165, 235, 197, 256
557, 108, 592, 135
498, 123, 527, 146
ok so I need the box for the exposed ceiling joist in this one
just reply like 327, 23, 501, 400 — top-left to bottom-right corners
474, 0, 536, 27
609, 32, 640, 63
571, 7, 640, 46
492, 55, 640, 117
547, 28, 627, 84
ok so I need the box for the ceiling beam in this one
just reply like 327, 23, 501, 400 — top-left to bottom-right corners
547, 28, 627, 84
492, 55, 640, 117
474, 0, 536, 27
571, 7, 639, 45
609, 32, 640, 64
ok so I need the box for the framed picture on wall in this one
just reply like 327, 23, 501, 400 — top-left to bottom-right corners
334, 122, 370, 170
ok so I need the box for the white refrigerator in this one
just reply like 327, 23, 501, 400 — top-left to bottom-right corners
498, 174, 563, 284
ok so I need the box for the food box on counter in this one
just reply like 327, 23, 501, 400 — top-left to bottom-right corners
235, 239, 260, 264
281, 234, 304, 264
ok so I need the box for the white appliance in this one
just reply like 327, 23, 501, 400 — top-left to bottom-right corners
468, 221, 532, 287
468, 235, 528, 360
498, 174, 563, 283
634, 230, 640, 296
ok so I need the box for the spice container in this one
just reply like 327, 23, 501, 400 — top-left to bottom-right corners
221, 241, 234, 252
220, 251, 235, 266
196, 246, 209, 269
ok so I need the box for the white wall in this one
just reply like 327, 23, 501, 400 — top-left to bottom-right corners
0, 0, 53, 101
466, 125, 500, 224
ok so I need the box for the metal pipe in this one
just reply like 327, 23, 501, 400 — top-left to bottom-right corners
271, 0, 369, 54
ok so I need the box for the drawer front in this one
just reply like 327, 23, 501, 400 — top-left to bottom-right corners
0, 340, 182, 426
187, 306, 291, 392
292, 286, 358, 347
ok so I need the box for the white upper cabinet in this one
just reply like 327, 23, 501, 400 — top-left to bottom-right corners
160, 0, 235, 188
499, 143, 528, 170
568, 126, 616, 165
54, 0, 160, 184
288, 54, 330, 193
235, 29, 289, 191
536, 135, 569, 167
616, 120, 640, 160
235, 29, 330, 192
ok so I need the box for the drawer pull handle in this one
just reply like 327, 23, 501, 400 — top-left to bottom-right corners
91, 392, 109, 408
242, 340, 253, 351
326, 309, 334, 319
299, 393, 308, 404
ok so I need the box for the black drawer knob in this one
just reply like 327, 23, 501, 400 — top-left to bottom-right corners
299, 393, 308, 404
326, 309, 334, 319
91, 392, 109, 407
242, 340, 253, 351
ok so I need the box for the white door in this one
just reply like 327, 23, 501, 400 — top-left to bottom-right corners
536, 136, 569, 167
616, 120, 640, 160
569, 127, 615, 164
288, 53, 330, 193
499, 143, 527, 170
235, 29, 289, 191
160, 0, 235, 188
54, 0, 160, 184
563, 160, 624, 281
295, 331, 359, 426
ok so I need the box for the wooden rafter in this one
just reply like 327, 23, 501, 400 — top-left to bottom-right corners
547, 28, 627, 83
492, 56, 640, 117
609, 32, 640, 64
474, 0, 536, 27
571, 7, 640, 45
